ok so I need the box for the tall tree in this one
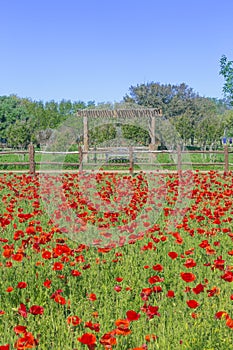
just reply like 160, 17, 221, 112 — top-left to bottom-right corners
6, 119, 32, 148
124, 82, 198, 117
219, 55, 233, 105
0, 95, 27, 138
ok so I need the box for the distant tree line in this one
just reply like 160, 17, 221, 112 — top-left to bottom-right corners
1, 72, 233, 150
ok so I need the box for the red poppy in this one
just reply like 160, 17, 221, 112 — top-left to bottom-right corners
148, 275, 164, 284
29, 305, 44, 315
152, 264, 163, 271
100, 332, 117, 347
142, 305, 160, 319
186, 300, 199, 309
180, 272, 196, 283
114, 318, 131, 334
67, 315, 82, 326
25, 226, 35, 235
145, 334, 157, 342
192, 283, 205, 294
17, 282, 27, 289
199, 240, 209, 248
12, 252, 24, 262
126, 310, 140, 322
2, 246, 13, 259
183, 258, 196, 268
71, 269, 81, 277
54, 294, 66, 305
115, 277, 123, 282
153, 286, 163, 293
52, 262, 64, 271
42, 250, 52, 259
221, 271, 233, 282
215, 311, 229, 319
43, 279, 52, 288
0, 345, 10, 350
226, 318, 233, 329
140, 287, 153, 301
205, 246, 216, 255
77, 333, 96, 349
207, 286, 220, 297
166, 290, 175, 298
115, 319, 130, 329
87, 293, 97, 301
168, 251, 178, 260
85, 321, 100, 332
14, 331, 39, 349
114, 285, 122, 292
14, 325, 27, 335
18, 303, 27, 318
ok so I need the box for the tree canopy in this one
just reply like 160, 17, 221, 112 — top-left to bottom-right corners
0, 79, 231, 149
220, 55, 233, 105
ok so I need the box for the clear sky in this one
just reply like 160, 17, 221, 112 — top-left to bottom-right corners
1, 0, 233, 104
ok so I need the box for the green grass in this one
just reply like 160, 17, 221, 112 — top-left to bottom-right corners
1, 147, 233, 172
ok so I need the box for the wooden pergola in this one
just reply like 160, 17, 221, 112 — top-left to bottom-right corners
76, 108, 163, 153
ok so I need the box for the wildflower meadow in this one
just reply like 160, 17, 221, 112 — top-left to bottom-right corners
1, 170, 233, 349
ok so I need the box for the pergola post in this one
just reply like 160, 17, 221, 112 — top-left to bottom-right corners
149, 110, 161, 162
150, 114, 156, 145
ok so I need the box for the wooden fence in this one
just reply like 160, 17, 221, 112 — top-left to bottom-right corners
0, 143, 232, 175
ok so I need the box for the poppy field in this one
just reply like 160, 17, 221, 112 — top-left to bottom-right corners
1, 170, 233, 349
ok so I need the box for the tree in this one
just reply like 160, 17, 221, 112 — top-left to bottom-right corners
219, 55, 233, 105
124, 82, 199, 117
6, 119, 32, 148
0, 95, 27, 138
194, 113, 224, 161
171, 114, 193, 147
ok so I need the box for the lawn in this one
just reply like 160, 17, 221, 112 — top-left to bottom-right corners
1, 146, 233, 172
1, 170, 233, 349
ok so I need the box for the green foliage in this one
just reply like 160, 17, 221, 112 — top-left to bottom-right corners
194, 114, 224, 148
124, 82, 198, 117
0, 95, 28, 138
89, 124, 117, 146
122, 124, 150, 146
0, 96, 88, 148
6, 119, 32, 149
219, 55, 233, 105
123, 82, 230, 147
171, 114, 194, 145
0, 82, 231, 150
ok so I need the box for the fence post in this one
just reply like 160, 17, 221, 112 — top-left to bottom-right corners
177, 145, 182, 174
94, 145, 97, 164
83, 114, 88, 163
129, 146, 134, 175
224, 144, 229, 174
79, 145, 83, 171
28, 143, 35, 176
149, 143, 156, 163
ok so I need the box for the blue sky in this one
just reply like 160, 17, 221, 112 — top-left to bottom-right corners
1, 0, 233, 103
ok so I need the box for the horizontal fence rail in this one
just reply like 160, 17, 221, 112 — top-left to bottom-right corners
0, 143, 232, 175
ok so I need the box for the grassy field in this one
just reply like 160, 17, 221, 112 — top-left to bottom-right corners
1, 171, 233, 349
0, 147, 233, 172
